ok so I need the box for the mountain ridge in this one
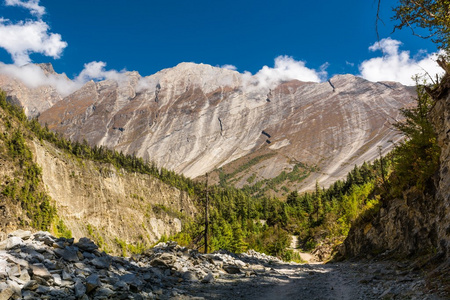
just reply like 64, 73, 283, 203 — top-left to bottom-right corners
0, 62, 415, 194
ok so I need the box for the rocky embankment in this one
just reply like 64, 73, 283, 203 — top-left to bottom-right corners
1, 230, 445, 300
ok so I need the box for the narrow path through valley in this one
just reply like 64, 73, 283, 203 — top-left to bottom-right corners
287, 235, 318, 264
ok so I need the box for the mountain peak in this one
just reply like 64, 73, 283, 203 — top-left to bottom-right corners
35, 63, 57, 75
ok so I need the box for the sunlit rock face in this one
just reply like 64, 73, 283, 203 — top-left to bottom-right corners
6, 62, 415, 192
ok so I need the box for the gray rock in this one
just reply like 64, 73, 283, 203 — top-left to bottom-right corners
74, 278, 86, 298
31, 263, 52, 279
33, 232, 55, 246
150, 253, 176, 269
35, 285, 51, 294
22, 290, 39, 300
94, 287, 115, 298
113, 280, 129, 291
0, 236, 23, 250
182, 271, 198, 282
6, 280, 21, 298
54, 247, 79, 262
62, 268, 73, 280
90, 257, 111, 269
52, 273, 62, 286
75, 238, 98, 252
23, 280, 39, 291
201, 272, 214, 283
223, 265, 241, 274
9, 230, 32, 240
86, 274, 100, 293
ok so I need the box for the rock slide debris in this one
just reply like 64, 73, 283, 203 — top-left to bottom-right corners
0, 231, 283, 299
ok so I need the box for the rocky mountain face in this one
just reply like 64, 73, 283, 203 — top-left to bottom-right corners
8, 62, 413, 195
343, 69, 450, 262
31, 139, 196, 254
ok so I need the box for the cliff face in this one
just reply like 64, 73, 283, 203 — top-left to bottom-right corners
343, 72, 450, 260
31, 139, 196, 254
28, 63, 415, 193
0, 104, 196, 255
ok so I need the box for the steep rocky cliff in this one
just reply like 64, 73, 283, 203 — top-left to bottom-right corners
31, 139, 196, 254
343, 69, 450, 261
0, 103, 196, 255
10, 62, 415, 195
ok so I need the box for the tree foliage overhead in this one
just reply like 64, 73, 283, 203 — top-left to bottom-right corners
391, 0, 450, 51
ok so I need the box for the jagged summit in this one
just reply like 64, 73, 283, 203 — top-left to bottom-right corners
35, 62, 57, 75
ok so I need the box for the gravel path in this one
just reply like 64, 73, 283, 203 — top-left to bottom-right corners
179, 260, 444, 300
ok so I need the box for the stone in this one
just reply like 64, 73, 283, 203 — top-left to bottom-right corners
74, 278, 86, 298
182, 271, 198, 282
113, 280, 129, 291
223, 265, 241, 274
94, 287, 115, 298
75, 238, 98, 252
8, 230, 32, 240
0, 236, 23, 250
22, 290, 39, 300
150, 253, 176, 269
31, 264, 52, 279
23, 280, 39, 291
86, 274, 100, 293
35, 285, 51, 294
52, 274, 62, 286
0, 287, 14, 300
54, 247, 79, 262
90, 257, 111, 269
62, 268, 73, 280
201, 272, 214, 284
33, 232, 55, 246
6, 280, 21, 298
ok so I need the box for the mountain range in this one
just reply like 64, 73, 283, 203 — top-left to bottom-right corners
0, 63, 415, 195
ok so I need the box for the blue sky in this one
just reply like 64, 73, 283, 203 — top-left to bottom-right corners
0, 0, 444, 88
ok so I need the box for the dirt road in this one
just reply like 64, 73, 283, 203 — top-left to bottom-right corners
180, 259, 443, 300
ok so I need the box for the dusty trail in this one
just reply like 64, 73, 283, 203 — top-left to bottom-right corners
181, 260, 441, 300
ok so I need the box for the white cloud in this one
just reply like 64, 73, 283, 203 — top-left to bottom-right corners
0, 61, 132, 97
4, 0, 45, 18
359, 38, 444, 85
75, 61, 128, 83
0, 62, 79, 96
220, 64, 237, 71
243, 55, 327, 91
0, 19, 67, 66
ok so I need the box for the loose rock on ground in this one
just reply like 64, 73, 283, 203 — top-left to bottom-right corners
0, 231, 446, 299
